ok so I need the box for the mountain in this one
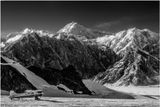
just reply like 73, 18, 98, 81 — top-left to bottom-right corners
1, 56, 37, 93
1, 22, 159, 91
96, 28, 159, 55
57, 22, 108, 40
1, 56, 92, 94
2, 28, 117, 77
95, 28, 159, 85
1, 25, 118, 93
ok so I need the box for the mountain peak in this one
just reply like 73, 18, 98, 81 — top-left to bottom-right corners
5, 28, 53, 44
22, 28, 33, 34
57, 22, 107, 39
57, 22, 85, 34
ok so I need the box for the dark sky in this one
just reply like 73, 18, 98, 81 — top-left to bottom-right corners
1, 1, 159, 37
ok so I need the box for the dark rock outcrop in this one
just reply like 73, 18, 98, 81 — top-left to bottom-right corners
1, 57, 36, 93
28, 65, 92, 95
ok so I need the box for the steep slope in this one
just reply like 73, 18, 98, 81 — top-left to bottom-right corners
1, 56, 92, 94
2, 56, 50, 89
96, 28, 159, 86
1, 27, 118, 93
2, 28, 117, 78
57, 22, 108, 40
2, 23, 158, 88
1, 56, 37, 93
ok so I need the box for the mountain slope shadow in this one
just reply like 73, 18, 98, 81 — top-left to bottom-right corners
27, 65, 92, 95
1, 57, 37, 93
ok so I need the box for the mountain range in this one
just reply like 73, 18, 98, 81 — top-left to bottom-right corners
1, 22, 159, 93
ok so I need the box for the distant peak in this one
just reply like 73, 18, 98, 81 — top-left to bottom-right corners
127, 27, 139, 32
57, 22, 86, 34
68, 21, 78, 25
22, 28, 34, 34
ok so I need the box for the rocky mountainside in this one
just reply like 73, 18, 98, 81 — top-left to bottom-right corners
1, 56, 92, 94
1, 22, 159, 93
1, 57, 36, 93
1, 23, 118, 93
96, 28, 159, 85
2, 28, 117, 78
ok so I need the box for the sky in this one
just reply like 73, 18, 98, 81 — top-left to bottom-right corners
1, 1, 159, 38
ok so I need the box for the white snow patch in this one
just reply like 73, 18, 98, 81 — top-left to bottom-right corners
58, 22, 77, 33
0, 42, 5, 48
6, 34, 22, 43
58, 84, 72, 92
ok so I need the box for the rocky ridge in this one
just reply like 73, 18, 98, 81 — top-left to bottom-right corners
1, 22, 159, 93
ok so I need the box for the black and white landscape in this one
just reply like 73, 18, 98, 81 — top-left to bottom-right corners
1, 1, 159, 107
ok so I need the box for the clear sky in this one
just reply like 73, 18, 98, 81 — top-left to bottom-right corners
1, 1, 159, 38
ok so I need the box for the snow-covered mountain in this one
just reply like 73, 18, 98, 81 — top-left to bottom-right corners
1, 23, 118, 93
57, 22, 108, 40
1, 22, 159, 93
5, 28, 54, 44
96, 28, 159, 86
96, 28, 159, 55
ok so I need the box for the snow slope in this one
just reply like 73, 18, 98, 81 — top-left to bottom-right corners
82, 79, 135, 99
57, 22, 107, 39
1, 56, 50, 90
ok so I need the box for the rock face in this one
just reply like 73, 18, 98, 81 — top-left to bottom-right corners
1, 57, 36, 93
2, 28, 117, 78
96, 28, 159, 85
1, 23, 118, 92
28, 65, 92, 94
1, 22, 159, 92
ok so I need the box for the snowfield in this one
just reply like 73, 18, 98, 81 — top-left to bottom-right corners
1, 56, 160, 107
105, 84, 160, 96
1, 95, 160, 107
82, 80, 135, 99
1, 56, 135, 99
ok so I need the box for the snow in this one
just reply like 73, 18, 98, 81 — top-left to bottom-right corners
1, 56, 50, 90
58, 22, 77, 33
95, 27, 158, 55
57, 84, 72, 92
0, 42, 5, 48
6, 34, 22, 43
1, 56, 157, 99
105, 84, 160, 96
96, 35, 114, 44
22, 28, 32, 34
82, 80, 135, 99
5, 28, 54, 44
1, 96, 159, 107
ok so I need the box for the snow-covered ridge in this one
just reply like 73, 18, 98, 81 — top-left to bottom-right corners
6, 28, 54, 43
57, 22, 107, 39
96, 27, 159, 54
58, 22, 78, 33
4, 23, 158, 49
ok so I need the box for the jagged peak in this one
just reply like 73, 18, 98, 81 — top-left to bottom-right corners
5, 28, 53, 44
22, 28, 33, 34
116, 27, 157, 39
57, 22, 108, 39
57, 22, 86, 34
